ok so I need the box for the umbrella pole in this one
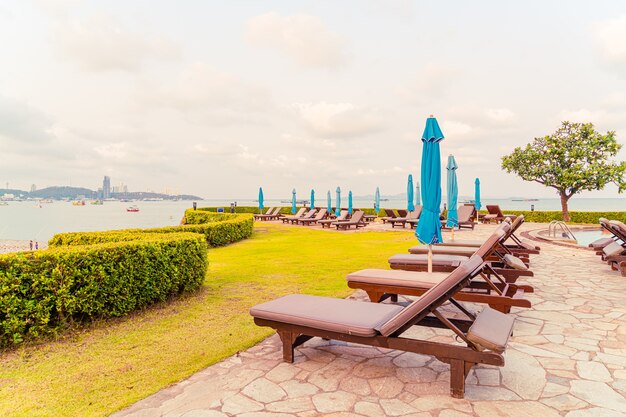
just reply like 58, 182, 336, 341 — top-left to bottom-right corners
451, 226, 455, 240
428, 244, 433, 273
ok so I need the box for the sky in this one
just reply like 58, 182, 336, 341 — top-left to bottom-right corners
1, 1, 625, 200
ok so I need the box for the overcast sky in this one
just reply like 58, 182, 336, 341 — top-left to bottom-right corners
1, 1, 625, 199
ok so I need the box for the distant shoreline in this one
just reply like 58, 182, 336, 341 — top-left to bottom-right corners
0, 240, 48, 254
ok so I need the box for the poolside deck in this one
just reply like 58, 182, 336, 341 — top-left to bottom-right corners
112, 222, 626, 417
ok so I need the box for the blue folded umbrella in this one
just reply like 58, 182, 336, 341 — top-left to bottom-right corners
446, 155, 458, 228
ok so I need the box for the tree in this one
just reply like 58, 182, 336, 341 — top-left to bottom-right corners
501, 121, 626, 221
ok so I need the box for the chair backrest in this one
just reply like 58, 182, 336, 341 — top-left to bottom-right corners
384, 208, 396, 218
293, 207, 307, 217
397, 209, 408, 217
609, 220, 626, 243
350, 210, 365, 223
457, 205, 474, 222
486, 205, 504, 217
338, 210, 349, 220
302, 208, 317, 219
474, 225, 508, 258
270, 207, 281, 215
263, 207, 273, 215
378, 255, 484, 337
408, 206, 422, 220
314, 208, 327, 220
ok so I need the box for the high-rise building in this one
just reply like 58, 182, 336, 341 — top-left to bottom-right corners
103, 176, 111, 199
30, 184, 37, 192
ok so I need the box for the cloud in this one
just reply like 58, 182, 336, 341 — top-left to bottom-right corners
246, 12, 347, 69
396, 64, 460, 102
440, 120, 473, 137
0, 95, 54, 144
53, 14, 180, 72
484, 108, 517, 125
142, 63, 270, 124
591, 14, 626, 75
291, 102, 385, 138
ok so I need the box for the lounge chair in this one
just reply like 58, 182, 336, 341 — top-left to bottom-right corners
250, 255, 515, 399
590, 218, 623, 251
388, 221, 533, 282
442, 205, 475, 230
397, 209, 408, 217
389, 207, 422, 228
363, 213, 378, 222
434, 216, 540, 255
280, 208, 307, 223
289, 208, 317, 224
319, 209, 347, 228
603, 221, 626, 273
347, 228, 533, 313
255, 207, 282, 221
334, 210, 366, 230
253, 207, 275, 220
297, 208, 327, 226
482, 205, 517, 224
381, 209, 397, 224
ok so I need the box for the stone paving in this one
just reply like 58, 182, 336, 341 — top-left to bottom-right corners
112, 222, 626, 417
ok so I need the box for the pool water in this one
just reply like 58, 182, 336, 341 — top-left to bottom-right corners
571, 229, 612, 247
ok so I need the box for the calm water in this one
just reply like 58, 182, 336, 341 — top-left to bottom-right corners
0, 198, 623, 242
571, 229, 612, 247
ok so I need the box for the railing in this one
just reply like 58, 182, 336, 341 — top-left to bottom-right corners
547, 220, 577, 242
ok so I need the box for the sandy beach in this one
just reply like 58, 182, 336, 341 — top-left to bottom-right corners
0, 240, 48, 254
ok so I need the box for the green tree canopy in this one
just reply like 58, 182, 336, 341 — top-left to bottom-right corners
501, 121, 625, 221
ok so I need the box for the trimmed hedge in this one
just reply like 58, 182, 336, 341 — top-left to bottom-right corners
477, 210, 626, 224
50, 212, 254, 248
0, 233, 207, 347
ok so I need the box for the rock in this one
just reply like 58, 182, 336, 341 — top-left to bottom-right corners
576, 361, 612, 382
379, 398, 418, 416
570, 380, 626, 412
241, 378, 287, 403
540, 394, 588, 411
368, 376, 404, 398
473, 401, 560, 417
500, 349, 546, 400
311, 391, 357, 413
220, 394, 263, 415
354, 401, 386, 417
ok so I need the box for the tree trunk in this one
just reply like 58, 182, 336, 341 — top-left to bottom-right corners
559, 193, 570, 222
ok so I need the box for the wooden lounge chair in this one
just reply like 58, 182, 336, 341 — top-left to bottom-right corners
389, 221, 534, 282
363, 213, 378, 222
297, 208, 327, 226
347, 228, 533, 313
397, 209, 408, 217
482, 205, 517, 224
590, 218, 623, 251
253, 207, 275, 220
334, 210, 366, 230
389, 207, 422, 229
319, 210, 347, 228
435, 216, 540, 255
280, 207, 307, 223
250, 255, 516, 399
257, 207, 283, 221
289, 208, 317, 224
381, 209, 397, 224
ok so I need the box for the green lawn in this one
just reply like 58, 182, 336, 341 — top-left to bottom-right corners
0, 223, 416, 417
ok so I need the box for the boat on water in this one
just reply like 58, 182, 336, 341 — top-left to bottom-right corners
511, 198, 539, 201
127, 205, 140, 212
91, 200, 103, 205
72, 200, 86, 206
39, 199, 53, 204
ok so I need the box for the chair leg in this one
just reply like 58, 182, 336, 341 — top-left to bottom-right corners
450, 359, 469, 398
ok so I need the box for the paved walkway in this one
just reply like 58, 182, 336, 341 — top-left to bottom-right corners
112, 223, 626, 417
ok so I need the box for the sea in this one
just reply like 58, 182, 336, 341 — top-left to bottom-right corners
0, 198, 623, 242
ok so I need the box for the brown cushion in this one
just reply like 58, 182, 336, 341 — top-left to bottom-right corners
467, 307, 515, 353
604, 242, 626, 257
503, 254, 528, 270
250, 294, 403, 337
378, 255, 484, 337
408, 245, 477, 256
589, 237, 616, 249
388, 254, 468, 267
347, 269, 449, 288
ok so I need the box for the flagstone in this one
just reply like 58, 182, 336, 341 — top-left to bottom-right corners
220, 394, 264, 415
410, 395, 473, 413
265, 397, 314, 413
311, 391, 357, 414
354, 401, 386, 417
540, 394, 588, 411
565, 408, 626, 417
242, 378, 287, 403
541, 382, 570, 398
473, 401, 561, 417
500, 349, 546, 400
576, 361, 612, 382
178, 411, 227, 417
368, 376, 404, 398
570, 380, 626, 412
279, 380, 319, 398
338, 376, 371, 396
379, 398, 418, 416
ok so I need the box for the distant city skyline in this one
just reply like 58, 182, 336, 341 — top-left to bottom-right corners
0, 2, 625, 200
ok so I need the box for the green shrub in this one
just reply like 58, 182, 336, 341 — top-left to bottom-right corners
0, 233, 207, 347
476, 210, 626, 224
50, 212, 254, 248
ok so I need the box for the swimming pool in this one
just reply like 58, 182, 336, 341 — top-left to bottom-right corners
571, 229, 612, 247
